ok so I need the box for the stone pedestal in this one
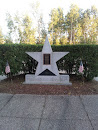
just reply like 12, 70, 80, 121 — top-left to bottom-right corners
24, 74, 72, 85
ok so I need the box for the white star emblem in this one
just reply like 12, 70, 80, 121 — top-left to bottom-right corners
26, 36, 69, 76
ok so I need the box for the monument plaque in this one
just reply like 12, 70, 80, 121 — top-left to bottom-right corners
24, 36, 72, 85
43, 54, 50, 65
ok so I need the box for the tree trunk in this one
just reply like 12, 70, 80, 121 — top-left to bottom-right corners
70, 20, 73, 44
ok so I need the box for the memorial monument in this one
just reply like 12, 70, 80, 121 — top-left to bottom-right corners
24, 36, 72, 85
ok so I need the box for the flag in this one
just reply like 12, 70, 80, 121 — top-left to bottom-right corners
5, 61, 10, 74
79, 61, 84, 73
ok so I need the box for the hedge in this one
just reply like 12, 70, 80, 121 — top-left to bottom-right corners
0, 44, 98, 80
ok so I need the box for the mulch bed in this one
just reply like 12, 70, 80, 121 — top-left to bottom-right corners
0, 74, 98, 95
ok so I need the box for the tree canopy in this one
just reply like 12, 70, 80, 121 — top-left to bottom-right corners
1, 4, 98, 45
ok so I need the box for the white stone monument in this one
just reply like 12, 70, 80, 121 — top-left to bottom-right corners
24, 36, 72, 85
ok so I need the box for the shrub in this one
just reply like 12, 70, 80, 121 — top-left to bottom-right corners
0, 44, 97, 80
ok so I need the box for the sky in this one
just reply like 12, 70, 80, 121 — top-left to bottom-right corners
0, 0, 98, 35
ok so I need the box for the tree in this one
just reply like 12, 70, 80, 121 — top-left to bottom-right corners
0, 27, 4, 44
4, 36, 13, 44
91, 6, 98, 18
31, 1, 46, 44
81, 9, 91, 43
73, 23, 83, 43
81, 7, 98, 43
48, 7, 65, 44
40, 25, 47, 44
6, 13, 36, 44
60, 35, 68, 45
36, 14, 47, 44
89, 6, 98, 43
6, 12, 23, 43
22, 15, 36, 44
13, 13, 23, 43
65, 4, 80, 44
6, 13, 14, 43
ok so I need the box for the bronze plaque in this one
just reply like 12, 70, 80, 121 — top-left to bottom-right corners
43, 54, 50, 65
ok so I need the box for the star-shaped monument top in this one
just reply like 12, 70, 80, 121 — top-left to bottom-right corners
26, 36, 69, 76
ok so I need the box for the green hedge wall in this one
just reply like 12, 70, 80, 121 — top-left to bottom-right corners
0, 44, 98, 80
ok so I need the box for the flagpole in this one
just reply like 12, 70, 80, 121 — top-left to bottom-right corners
82, 73, 84, 85
8, 71, 12, 82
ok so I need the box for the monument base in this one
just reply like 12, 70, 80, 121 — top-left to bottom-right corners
24, 74, 72, 85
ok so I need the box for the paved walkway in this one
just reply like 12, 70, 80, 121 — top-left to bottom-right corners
0, 94, 98, 130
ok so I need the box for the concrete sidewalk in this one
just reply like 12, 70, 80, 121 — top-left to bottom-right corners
0, 94, 98, 130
